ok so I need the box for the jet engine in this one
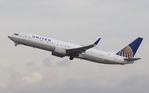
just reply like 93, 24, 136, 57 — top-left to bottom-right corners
52, 47, 66, 57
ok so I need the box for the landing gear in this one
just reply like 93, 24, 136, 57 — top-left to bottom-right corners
69, 56, 74, 60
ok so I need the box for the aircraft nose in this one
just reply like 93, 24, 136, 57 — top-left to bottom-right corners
8, 36, 14, 41
8, 36, 12, 39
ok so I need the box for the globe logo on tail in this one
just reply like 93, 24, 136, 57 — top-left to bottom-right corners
117, 46, 134, 58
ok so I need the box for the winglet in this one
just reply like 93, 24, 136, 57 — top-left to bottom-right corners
94, 38, 101, 46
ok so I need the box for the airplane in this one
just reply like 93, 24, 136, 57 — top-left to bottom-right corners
8, 33, 143, 65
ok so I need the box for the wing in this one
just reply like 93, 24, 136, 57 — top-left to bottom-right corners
66, 38, 101, 58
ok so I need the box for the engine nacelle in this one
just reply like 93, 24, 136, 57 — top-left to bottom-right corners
52, 47, 66, 57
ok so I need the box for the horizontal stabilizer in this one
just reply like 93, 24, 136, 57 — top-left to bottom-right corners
124, 58, 141, 61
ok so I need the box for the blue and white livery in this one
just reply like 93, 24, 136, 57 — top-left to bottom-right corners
8, 33, 143, 65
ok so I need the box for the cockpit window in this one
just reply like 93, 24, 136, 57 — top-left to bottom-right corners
14, 33, 19, 35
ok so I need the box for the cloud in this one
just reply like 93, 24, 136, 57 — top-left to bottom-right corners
21, 71, 43, 85
42, 57, 53, 67
0, 82, 6, 89
0, 58, 149, 93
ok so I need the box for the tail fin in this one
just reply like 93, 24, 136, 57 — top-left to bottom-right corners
116, 37, 143, 58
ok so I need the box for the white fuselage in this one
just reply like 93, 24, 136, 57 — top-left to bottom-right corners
8, 33, 129, 65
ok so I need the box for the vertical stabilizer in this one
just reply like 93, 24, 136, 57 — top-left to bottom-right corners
116, 37, 143, 58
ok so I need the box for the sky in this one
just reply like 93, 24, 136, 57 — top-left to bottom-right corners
0, 0, 149, 93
